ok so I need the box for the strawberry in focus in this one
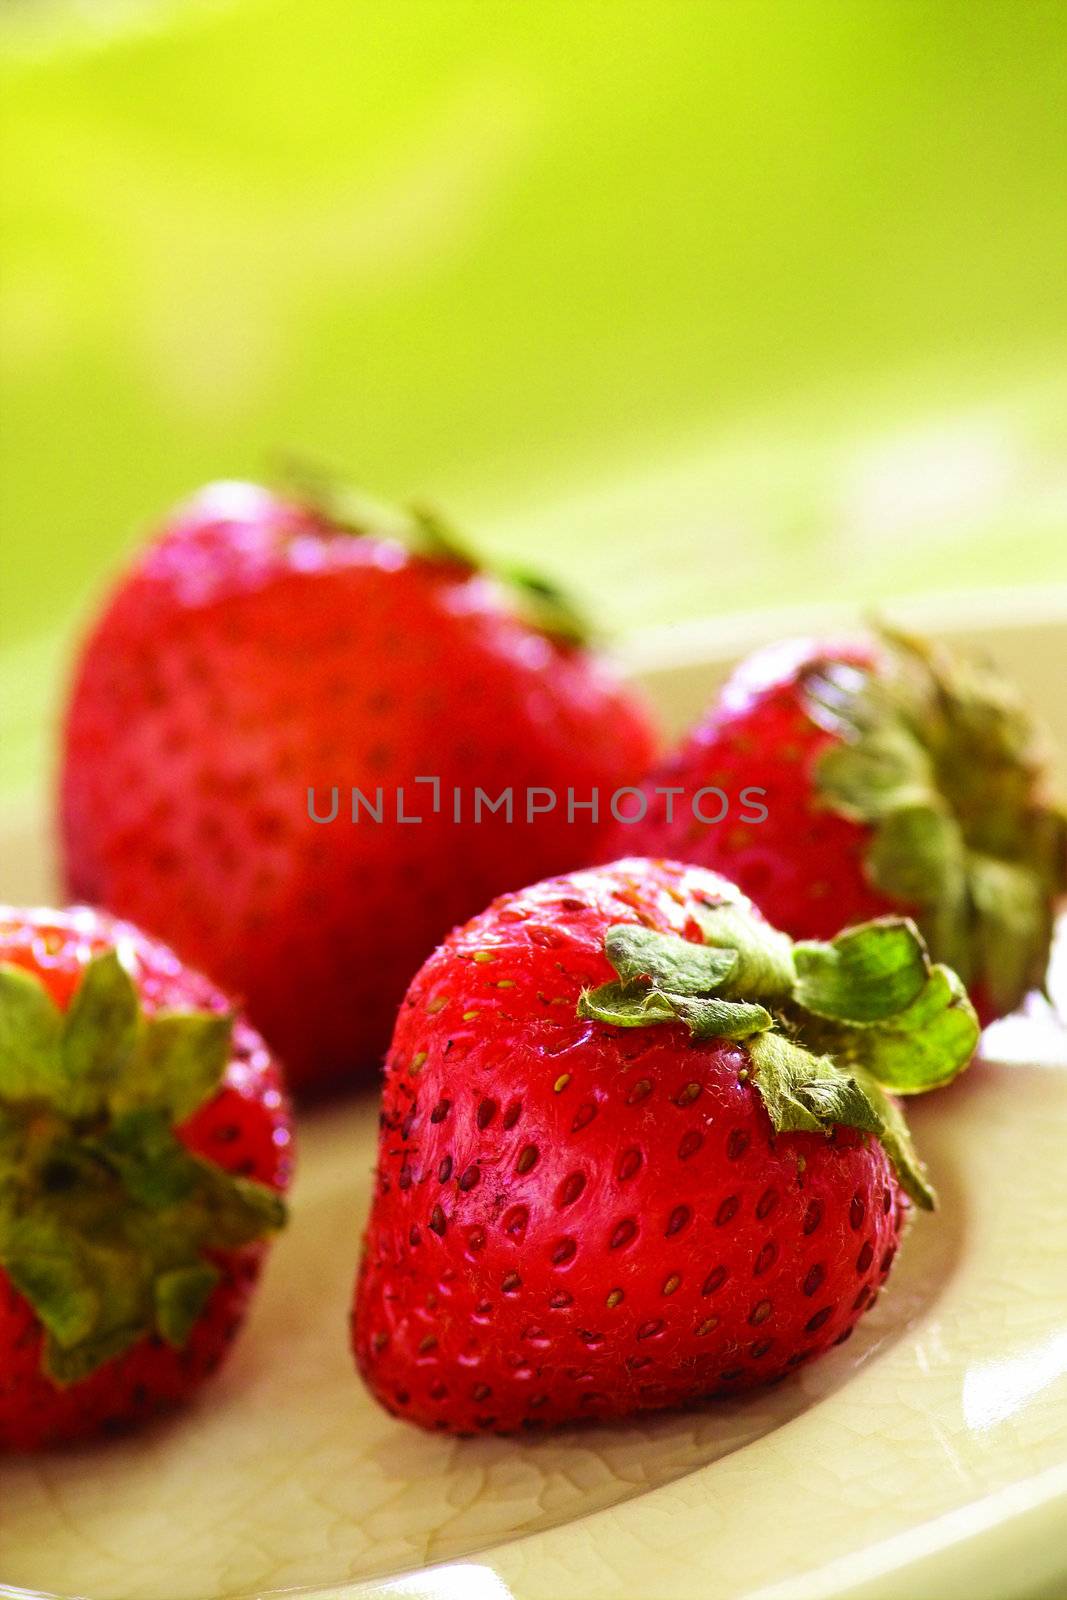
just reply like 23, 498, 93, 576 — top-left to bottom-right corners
59, 483, 659, 1095
0, 906, 291, 1450
352, 858, 976, 1434
611, 628, 1066, 1025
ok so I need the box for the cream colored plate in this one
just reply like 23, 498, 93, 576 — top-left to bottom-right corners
2, 599, 1066, 1600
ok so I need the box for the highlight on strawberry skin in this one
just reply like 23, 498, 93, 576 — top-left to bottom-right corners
352, 857, 978, 1436
611, 626, 1066, 1028
0, 905, 292, 1451
58, 481, 660, 1098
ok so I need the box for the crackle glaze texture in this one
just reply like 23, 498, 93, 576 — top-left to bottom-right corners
2, 621, 1066, 1600
1, 1001, 1066, 1599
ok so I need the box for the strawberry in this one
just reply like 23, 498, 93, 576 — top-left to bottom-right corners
0, 905, 291, 1450
352, 857, 976, 1434
59, 482, 658, 1095
612, 628, 1066, 1026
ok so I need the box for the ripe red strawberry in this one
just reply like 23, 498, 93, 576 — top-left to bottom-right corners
352, 857, 976, 1434
612, 629, 1066, 1026
0, 905, 291, 1450
59, 483, 658, 1096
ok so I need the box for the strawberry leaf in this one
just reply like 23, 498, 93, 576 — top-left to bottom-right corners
747, 1033, 935, 1209
793, 918, 929, 1022
850, 1066, 936, 1209
44, 1325, 145, 1387
969, 852, 1055, 1019
601, 924, 739, 995
812, 964, 980, 1094
496, 564, 591, 646
692, 904, 796, 1001
61, 948, 140, 1117
0, 1212, 101, 1349
578, 899, 975, 1207
806, 626, 1067, 1011
283, 467, 591, 646
116, 1009, 235, 1123
746, 1033, 879, 1137
155, 1264, 221, 1348
864, 803, 971, 978
0, 962, 65, 1104
579, 981, 771, 1039
0, 954, 285, 1386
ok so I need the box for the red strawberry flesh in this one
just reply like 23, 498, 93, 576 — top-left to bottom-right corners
351, 859, 963, 1435
613, 632, 1066, 1024
0, 905, 291, 1451
59, 483, 659, 1093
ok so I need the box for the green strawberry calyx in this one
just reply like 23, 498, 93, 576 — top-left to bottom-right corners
578, 896, 980, 1208
803, 624, 1067, 1017
280, 462, 590, 645
0, 952, 286, 1386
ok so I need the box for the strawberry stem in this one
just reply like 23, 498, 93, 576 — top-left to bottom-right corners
805, 624, 1066, 1015
578, 894, 979, 1208
279, 462, 591, 645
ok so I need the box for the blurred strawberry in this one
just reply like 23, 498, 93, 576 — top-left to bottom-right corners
0, 905, 291, 1450
612, 628, 1065, 1025
59, 483, 658, 1094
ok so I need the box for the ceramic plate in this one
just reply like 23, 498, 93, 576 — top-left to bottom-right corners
2, 599, 1066, 1600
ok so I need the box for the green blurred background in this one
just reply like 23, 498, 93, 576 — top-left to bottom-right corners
3, 0, 1067, 802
